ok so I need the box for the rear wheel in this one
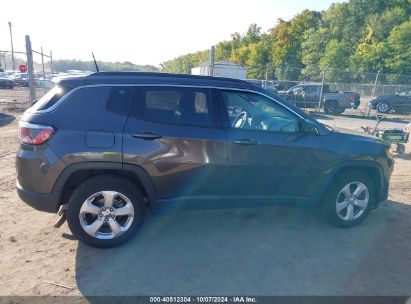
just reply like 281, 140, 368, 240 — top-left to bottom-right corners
66, 175, 145, 248
322, 170, 375, 227
377, 102, 390, 113
323, 101, 339, 115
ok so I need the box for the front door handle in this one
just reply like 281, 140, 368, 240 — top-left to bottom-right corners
132, 132, 163, 140
233, 139, 258, 146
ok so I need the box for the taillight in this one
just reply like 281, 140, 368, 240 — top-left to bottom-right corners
350, 95, 355, 101
19, 121, 55, 145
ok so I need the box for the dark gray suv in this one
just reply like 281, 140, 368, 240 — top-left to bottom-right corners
16, 72, 394, 247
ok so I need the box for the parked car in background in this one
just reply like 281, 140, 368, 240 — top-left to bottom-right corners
0, 77, 14, 89
370, 88, 411, 114
16, 72, 393, 248
279, 83, 360, 115
11, 73, 29, 87
246, 79, 279, 94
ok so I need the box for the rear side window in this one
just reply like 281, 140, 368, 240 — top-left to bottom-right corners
29, 85, 70, 112
106, 87, 132, 115
137, 87, 215, 127
304, 86, 318, 94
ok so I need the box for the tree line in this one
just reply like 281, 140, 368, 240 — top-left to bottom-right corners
0, 56, 159, 74
161, 0, 411, 84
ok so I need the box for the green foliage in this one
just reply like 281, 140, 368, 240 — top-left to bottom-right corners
384, 20, 411, 74
161, 0, 411, 83
320, 40, 352, 82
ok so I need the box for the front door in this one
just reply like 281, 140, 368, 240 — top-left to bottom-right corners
217, 89, 324, 205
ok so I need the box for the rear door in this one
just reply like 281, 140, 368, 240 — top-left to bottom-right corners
303, 85, 320, 108
123, 86, 227, 201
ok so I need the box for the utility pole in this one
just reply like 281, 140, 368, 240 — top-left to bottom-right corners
317, 71, 325, 113
41, 46, 46, 93
209, 46, 215, 77
0, 52, 5, 70
50, 50, 54, 77
25, 35, 36, 103
8, 22, 15, 70
264, 63, 269, 89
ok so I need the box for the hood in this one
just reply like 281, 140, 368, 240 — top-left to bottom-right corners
332, 126, 386, 143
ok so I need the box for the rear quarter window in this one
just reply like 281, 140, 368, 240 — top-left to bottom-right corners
106, 87, 133, 115
29, 86, 71, 112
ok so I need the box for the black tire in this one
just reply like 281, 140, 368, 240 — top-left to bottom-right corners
66, 175, 145, 248
396, 144, 405, 154
336, 107, 345, 115
376, 102, 390, 113
323, 101, 339, 115
321, 170, 375, 228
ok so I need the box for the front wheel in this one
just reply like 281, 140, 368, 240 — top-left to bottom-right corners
396, 144, 405, 154
66, 175, 146, 248
322, 171, 375, 227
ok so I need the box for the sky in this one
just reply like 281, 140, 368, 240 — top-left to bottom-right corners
1, 0, 343, 67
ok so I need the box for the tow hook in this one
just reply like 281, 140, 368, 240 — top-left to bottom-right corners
54, 205, 67, 228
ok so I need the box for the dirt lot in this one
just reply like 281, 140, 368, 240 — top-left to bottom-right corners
0, 88, 410, 297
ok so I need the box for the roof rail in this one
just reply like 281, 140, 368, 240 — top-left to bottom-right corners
87, 71, 248, 84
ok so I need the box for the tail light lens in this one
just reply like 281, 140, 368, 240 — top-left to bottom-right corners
350, 95, 355, 101
19, 121, 55, 145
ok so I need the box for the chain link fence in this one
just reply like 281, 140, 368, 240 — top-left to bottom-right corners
242, 64, 411, 98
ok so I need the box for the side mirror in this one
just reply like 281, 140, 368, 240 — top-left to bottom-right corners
302, 120, 319, 135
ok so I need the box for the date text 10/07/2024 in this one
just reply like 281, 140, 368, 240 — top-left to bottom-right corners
149, 297, 257, 303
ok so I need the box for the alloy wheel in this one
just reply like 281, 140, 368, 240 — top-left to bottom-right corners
79, 191, 135, 239
335, 181, 369, 221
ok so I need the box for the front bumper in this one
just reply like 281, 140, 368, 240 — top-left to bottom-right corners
16, 181, 61, 213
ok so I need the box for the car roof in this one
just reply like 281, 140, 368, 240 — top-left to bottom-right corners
57, 71, 264, 92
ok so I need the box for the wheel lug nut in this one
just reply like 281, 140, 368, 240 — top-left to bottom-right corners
111, 214, 115, 218
98, 214, 103, 217
102, 207, 106, 211
104, 218, 108, 222
110, 208, 114, 212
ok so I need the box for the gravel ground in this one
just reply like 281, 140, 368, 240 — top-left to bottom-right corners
0, 88, 410, 297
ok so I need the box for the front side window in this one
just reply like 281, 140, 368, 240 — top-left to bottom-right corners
398, 89, 411, 97
141, 87, 214, 127
291, 86, 303, 95
222, 90, 301, 133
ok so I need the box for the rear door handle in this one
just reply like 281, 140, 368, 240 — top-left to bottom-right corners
233, 139, 258, 146
132, 132, 163, 140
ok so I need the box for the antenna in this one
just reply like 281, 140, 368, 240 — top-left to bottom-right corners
92, 52, 99, 72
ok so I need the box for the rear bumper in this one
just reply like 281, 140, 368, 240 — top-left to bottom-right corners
16, 181, 60, 213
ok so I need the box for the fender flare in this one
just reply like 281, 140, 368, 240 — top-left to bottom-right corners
315, 160, 385, 204
52, 161, 159, 205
